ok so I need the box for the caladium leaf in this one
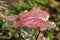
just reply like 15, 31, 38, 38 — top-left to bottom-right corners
19, 7, 50, 21
11, 7, 56, 31
0, 13, 17, 21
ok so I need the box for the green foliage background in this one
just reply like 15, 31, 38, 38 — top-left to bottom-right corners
0, 0, 60, 40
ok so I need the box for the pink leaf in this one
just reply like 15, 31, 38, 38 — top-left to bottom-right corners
19, 7, 50, 21
41, 37, 47, 40
11, 6, 56, 31
0, 14, 17, 21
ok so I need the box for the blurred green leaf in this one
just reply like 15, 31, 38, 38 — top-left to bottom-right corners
56, 8, 60, 14
2, 21, 10, 29
47, 32, 53, 40
57, 32, 60, 40
34, 0, 46, 5
45, 32, 53, 40
57, 21, 60, 25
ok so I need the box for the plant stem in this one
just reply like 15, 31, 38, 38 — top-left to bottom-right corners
36, 28, 40, 40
